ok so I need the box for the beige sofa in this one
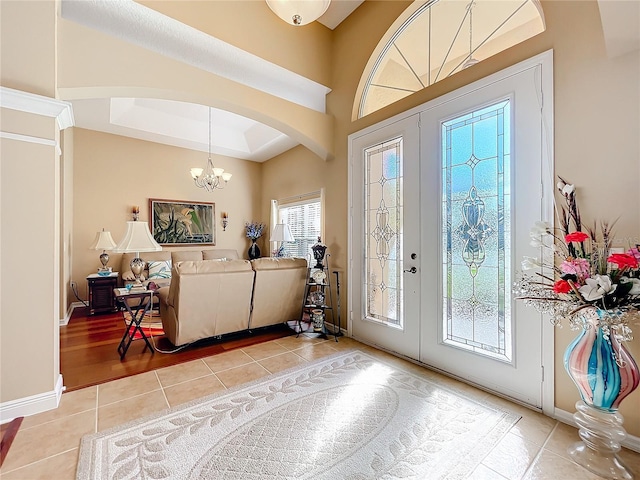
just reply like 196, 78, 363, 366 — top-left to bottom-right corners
158, 259, 255, 346
119, 248, 239, 286
250, 258, 307, 329
156, 256, 307, 347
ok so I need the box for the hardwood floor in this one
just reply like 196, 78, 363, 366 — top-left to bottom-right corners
0, 418, 23, 468
60, 307, 294, 391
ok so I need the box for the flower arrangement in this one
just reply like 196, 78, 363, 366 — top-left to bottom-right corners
244, 221, 265, 241
514, 177, 638, 341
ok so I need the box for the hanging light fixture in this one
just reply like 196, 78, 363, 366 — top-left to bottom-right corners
463, 1, 479, 69
265, 0, 331, 26
190, 107, 232, 191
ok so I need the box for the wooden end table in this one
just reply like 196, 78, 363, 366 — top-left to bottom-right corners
87, 272, 119, 315
114, 288, 155, 359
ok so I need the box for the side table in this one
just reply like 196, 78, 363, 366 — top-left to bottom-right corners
114, 288, 155, 359
87, 272, 119, 315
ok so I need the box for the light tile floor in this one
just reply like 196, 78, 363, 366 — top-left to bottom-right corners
1, 336, 638, 479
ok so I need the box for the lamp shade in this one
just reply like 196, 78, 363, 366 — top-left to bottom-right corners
113, 221, 162, 253
270, 223, 295, 242
265, 0, 331, 26
89, 230, 117, 251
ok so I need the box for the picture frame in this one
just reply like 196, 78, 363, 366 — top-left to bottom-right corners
149, 198, 215, 245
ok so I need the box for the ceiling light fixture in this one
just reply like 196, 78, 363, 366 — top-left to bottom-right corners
463, 1, 479, 69
265, 0, 331, 26
190, 107, 232, 191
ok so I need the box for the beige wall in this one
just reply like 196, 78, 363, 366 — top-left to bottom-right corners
0, 0, 56, 97
1, 0, 62, 406
0, 113, 61, 403
71, 128, 263, 300
61, 128, 74, 320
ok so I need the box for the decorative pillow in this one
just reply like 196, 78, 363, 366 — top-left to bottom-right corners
147, 260, 172, 279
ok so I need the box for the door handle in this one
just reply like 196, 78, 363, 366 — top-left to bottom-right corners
403, 266, 417, 274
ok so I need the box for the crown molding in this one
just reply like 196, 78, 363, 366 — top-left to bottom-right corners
0, 87, 75, 130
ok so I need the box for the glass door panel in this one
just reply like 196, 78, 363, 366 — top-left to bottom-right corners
365, 138, 403, 328
442, 100, 512, 362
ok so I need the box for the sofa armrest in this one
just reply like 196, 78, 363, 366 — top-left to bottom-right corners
157, 286, 171, 306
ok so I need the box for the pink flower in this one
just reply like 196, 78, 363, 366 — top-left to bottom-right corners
626, 247, 640, 263
560, 258, 591, 279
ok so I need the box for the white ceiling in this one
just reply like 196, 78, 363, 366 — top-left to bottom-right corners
65, 0, 363, 163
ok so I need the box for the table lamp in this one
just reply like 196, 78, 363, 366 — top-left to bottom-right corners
89, 229, 117, 275
113, 220, 162, 285
270, 223, 294, 257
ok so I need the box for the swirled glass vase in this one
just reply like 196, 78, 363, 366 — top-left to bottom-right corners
563, 309, 639, 479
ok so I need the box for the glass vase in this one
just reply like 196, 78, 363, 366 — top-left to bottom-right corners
563, 309, 639, 479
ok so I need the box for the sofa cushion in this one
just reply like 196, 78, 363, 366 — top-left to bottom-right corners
174, 259, 251, 275
202, 249, 239, 260
250, 257, 307, 271
171, 251, 203, 263
148, 260, 172, 279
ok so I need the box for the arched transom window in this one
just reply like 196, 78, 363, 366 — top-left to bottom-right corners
355, 0, 545, 119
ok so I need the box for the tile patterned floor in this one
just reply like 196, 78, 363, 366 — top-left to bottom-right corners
1, 336, 638, 479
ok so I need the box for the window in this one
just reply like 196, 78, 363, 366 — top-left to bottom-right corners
354, 0, 545, 119
273, 192, 322, 259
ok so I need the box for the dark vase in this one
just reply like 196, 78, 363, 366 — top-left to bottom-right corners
248, 240, 261, 260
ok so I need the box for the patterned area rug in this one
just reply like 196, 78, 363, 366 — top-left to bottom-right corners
77, 351, 519, 479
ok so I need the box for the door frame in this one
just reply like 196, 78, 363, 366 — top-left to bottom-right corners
348, 49, 555, 416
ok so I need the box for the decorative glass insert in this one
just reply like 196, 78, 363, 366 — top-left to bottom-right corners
357, 0, 544, 119
442, 100, 512, 361
364, 138, 403, 328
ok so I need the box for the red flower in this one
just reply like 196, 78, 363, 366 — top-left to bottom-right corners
607, 253, 639, 269
553, 280, 572, 294
565, 231, 589, 243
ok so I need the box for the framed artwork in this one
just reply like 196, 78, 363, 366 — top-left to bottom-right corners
149, 198, 215, 245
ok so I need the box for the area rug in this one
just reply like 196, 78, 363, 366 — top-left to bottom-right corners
77, 350, 520, 479
125, 322, 164, 341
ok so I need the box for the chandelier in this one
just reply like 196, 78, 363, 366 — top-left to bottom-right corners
265, 0, 331, 26
190, 107, 232, 191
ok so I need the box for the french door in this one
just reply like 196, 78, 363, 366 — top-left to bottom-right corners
349, 52, 553, 408
350, 115, 421, 359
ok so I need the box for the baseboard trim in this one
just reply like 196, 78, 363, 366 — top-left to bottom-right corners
0, 375, 65, 424
554, 408, 640, 453
60, 302, 84, 326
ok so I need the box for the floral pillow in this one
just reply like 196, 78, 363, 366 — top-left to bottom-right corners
147, 260, 172, 279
